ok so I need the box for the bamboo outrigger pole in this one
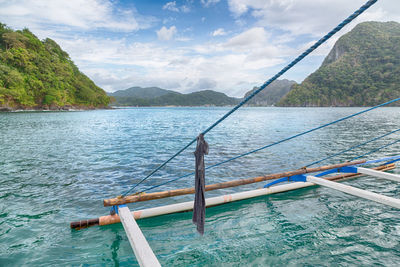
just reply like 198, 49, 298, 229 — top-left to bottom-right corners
70, 163, 395, 229
103, 159, 366, 206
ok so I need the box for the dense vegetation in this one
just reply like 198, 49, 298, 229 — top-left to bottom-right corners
279, 21, 400, 106
110, 87, 240, 106
244, 79, 296, 106
0, 23, 110, 110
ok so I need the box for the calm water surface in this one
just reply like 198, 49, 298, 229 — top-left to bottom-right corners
0, 107, 400, 266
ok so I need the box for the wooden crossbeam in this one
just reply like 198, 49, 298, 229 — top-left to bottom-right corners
306, 176, 400, 209
118, 206, 161, 267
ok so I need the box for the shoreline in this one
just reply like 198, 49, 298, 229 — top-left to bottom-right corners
2, 105, 399, 112
0, 105, 113, 112
111, 105, 400, 108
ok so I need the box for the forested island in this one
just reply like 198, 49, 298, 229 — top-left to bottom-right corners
0, 23, 110, 111
278, 21, 400, 106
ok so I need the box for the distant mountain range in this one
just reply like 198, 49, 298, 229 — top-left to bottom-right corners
108, 87, 241, 106
278, 21, 400, 106
109, 79, 296, 107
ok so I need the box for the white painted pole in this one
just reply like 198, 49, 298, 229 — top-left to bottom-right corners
98, 182, 330, 225
357, 167, 400, 182
129, 182, 314, 220
306, 176, 400, 209
118, 206, 161, 267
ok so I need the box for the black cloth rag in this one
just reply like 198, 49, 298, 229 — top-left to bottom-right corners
192, 133, 209, 235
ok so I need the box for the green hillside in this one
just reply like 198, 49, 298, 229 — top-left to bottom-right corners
110, 87, 240, 106
279, 21, 400, 106
244, 79, 296, 106
0, 23, 110, 110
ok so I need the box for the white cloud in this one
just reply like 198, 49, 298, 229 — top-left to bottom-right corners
0, 0, 151, 32
53, 32, 283, 96
225, 27, 268, 48
212, 28, 227, 36
193, 27, 289, 56
201, 0, 221, 8
227, 0, 251, 16
59, 38, 172, 68
221, 0, 400, 84
163, 1, 191, 13
157, 26, 177, 41
181, 5, 191, 13
56, 24, 292, 96
163, 1, 179, 12
227, 0, 400, 37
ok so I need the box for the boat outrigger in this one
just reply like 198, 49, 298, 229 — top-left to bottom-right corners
71, 158, 399, 230
70, 1, 400, 266
70, 157, 400, 266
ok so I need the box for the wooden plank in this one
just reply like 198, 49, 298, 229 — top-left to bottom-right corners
306, 176, 400, 209
118, 206, 161, 267
357, 167, 400, 182
104, 159, 366, 206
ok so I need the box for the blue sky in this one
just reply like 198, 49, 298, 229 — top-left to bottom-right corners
0, 0, 399, 96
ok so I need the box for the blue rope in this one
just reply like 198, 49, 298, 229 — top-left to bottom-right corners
122, 138, 197, 195
351, 139, 400, 161
384, 157, 400, 165
363, 155, 400, 165
122, 0, 378, 196
138, 98, 400, 193
305, 128, 400, 167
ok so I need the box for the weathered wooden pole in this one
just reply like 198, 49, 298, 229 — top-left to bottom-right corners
103, 160, 366, 206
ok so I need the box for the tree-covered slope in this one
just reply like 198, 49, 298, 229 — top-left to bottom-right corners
279, 21, 400, 106
110, 87, 240, 106
244, 79, 296, 106
0, 23, 110, 110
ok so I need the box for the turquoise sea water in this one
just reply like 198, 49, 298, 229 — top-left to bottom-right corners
1, 107, 400, 266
